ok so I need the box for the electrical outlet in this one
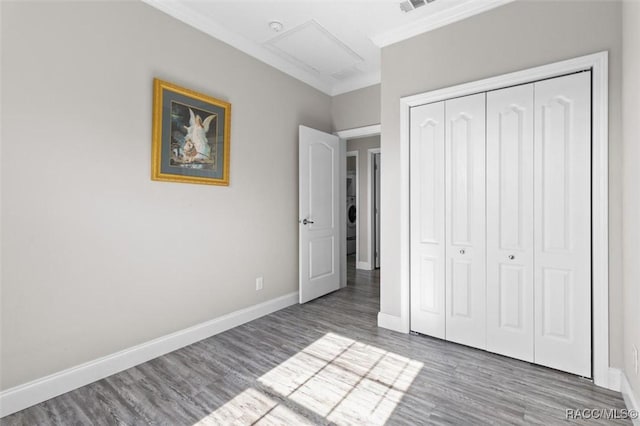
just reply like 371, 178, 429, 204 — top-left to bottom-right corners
256, 277, 263, 291
633, 345, 638, 375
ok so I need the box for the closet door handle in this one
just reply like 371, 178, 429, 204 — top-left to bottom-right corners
459, 249, 465, 255
508, 255, 515, 260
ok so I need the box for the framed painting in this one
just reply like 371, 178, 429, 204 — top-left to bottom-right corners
152, 78, 231, 186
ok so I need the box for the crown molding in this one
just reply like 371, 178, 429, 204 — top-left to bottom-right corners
142, 0, 334, 95
144, 0, 382, 96
331, 71, 381, 96
371, 0, 515, 48
335, 124, 381, 139
143, 0, 512, 96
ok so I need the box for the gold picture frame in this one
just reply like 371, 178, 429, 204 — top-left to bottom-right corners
152, 78, 231, 186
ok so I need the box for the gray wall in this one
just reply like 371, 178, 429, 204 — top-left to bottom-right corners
622, 0, 640, 401
347, 156, 357, 173
379, 0, 624, 367
331, 84, 381, 131
346, 136, 381, 266
0, 1, 331, 390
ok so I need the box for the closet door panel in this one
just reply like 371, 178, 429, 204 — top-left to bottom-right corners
534, 72, 591, 378
486, 84, 535, 362
445, 93, 486, 349
410, 102, 446, 338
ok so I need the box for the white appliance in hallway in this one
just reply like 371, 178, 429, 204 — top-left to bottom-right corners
346, 172, 357, 255
409, 72, 592, 378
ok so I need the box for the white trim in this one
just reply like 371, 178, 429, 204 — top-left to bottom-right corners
144, 1, 514, 94
367, 148, 381, 271
590, 52, 611, 390
0, 0, 3, 323
142, 0, 329, 94
0, 292, 299, 418
377, 312, 406, 333
391, 51, 610, 386
332, 71, 382, 96
401, 53, 607, 108
339, 140, 348, 288
346, 151, 359, 267
395, 94, 412, 335
337, 125, 381, 287
371, 0, 514, 48
336, 124, 381, 140
609, 368, 622, 392
622, 372, 640, 426
357, 261, 372, 271
141, 0, 379, 96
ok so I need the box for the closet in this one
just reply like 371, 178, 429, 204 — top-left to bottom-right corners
409, 71, 592, 378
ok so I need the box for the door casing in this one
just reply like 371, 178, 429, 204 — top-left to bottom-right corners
369, 149, 381, 270
335, 125, 381, 285
390, 51, 611, 389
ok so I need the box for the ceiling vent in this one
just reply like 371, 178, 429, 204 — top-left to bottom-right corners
399, 0, 435, 13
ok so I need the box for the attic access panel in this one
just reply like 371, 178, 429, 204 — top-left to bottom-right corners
264, 20, 364, 79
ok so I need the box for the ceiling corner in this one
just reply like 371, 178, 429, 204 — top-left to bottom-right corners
142, 0, 335, 95
330, 71, 381, 97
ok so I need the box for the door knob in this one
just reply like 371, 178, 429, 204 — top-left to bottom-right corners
302, 218, 314, 225
459, 249, 465, 255
509, 255, 515, 260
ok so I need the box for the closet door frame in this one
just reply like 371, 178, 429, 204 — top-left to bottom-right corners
396, 51, 612, 389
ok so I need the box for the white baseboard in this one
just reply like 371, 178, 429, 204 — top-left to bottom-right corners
608, 367, 622, 392
377, 312, 408, 333
356, 261, 372, 271
0, 292, 299, 418
621, 371, 640, 426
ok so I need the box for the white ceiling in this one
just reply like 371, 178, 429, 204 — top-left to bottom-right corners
144, 0, 513, 95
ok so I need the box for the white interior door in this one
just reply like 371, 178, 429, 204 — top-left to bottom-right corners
486, 84, 535, 361
299, 125, 340, 304
410, 101, 446, 338
444, 93, 487, 350
534, 72, 592, 377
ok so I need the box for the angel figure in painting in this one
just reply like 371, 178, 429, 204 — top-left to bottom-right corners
184, 108, 216, 161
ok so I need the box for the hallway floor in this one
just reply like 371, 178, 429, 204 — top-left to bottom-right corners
3, 263, 628, 425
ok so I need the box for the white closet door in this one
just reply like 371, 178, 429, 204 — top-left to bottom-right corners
534, 72, 592, 377
486, 84, 535, 361
445, 93, 486, 349
410, 102, 446, 338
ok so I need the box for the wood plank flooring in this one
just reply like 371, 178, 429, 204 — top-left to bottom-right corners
2, 257, 629, 425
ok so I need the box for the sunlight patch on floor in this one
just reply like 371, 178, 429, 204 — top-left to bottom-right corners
193, 387, 311, 425
196, 332, 423, 425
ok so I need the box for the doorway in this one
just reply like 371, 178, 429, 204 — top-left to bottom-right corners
334, 125, 381, 296
343, 135, 380, 278
298, 124, 380, 304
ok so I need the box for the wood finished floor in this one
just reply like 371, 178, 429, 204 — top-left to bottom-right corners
2, 257, 629, 425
